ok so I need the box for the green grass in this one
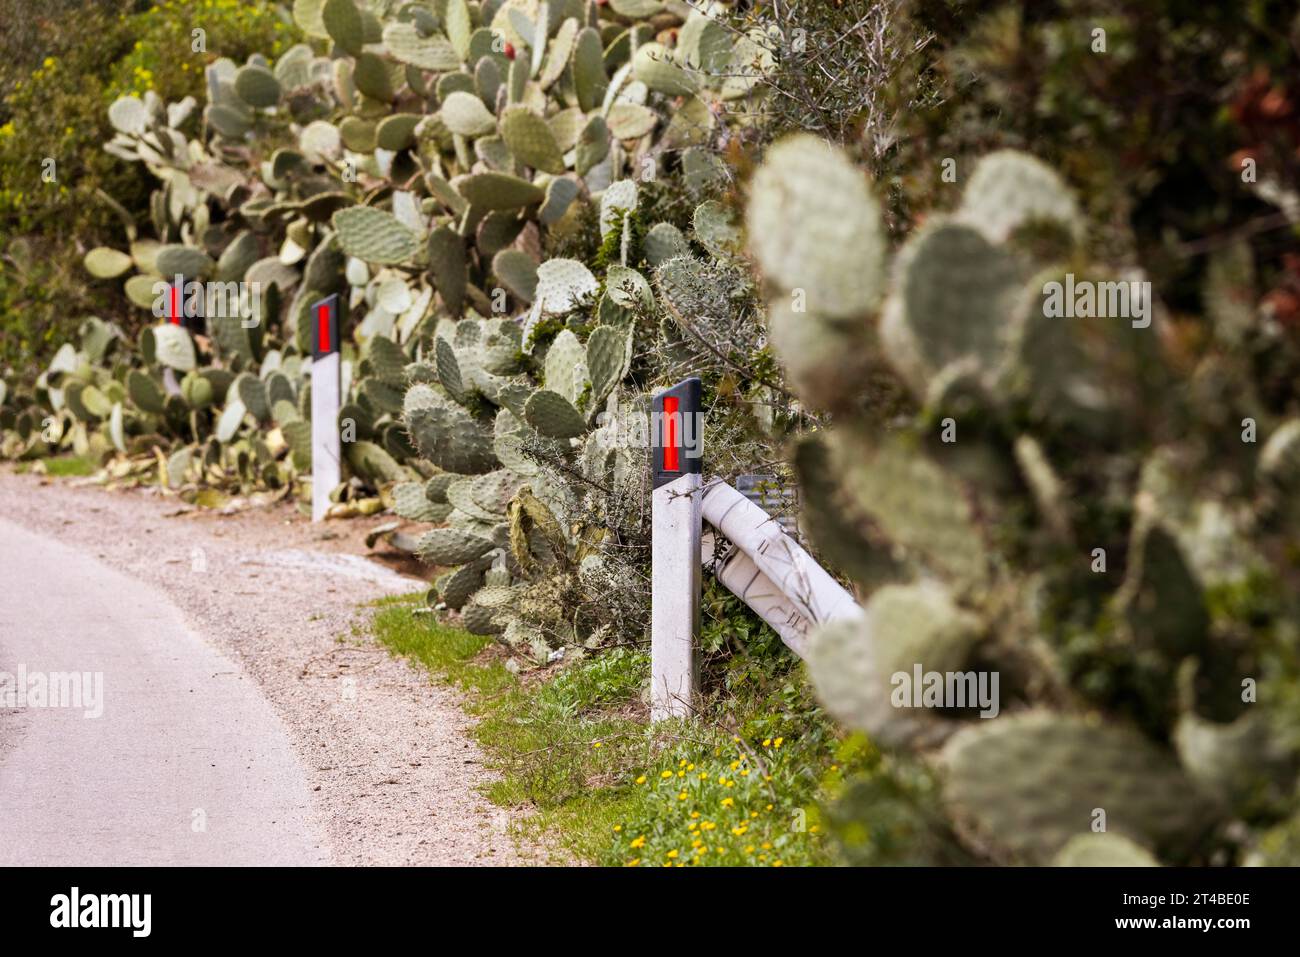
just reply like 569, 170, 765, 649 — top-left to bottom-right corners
369, 589, 857, 866
39, 454, 99, 477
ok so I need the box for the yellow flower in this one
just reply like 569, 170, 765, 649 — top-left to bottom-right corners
630, 835, 647, 849
678, 759, 687, 767
690, 811, 700, 819
592, 741, 602, 748
731, 826, 747, 836
666, 849, 678, 859
750, 812, 759, 818
761, 842, 772, 850
691, 839, 704, 849
677, 791, 688, 801
626, 858, 641, 867
729, 760, 740, 771
766, 804, 774, 811
745, 845, 755, 854
774, 737, 784, 748
613, 825, 622, 833
635, 775, 646, 785
43, 57, 56, 69
762, 738, 772, 747
701, 821, 717, 831
810, 825, 820, 833
687, 763, 695, 771
720, 797, 734, 808
772, 860, 784, 867
677, 770, 685, 777
661, 770, 673, 779
740, 769, 750, 776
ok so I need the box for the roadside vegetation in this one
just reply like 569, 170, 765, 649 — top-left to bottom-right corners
2, 0, 1297, 867
371, 582, 872, 866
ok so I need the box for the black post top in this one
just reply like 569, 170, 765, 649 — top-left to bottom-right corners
651, 376, 703, 489
311, 293, 342, 359
165, 277, 205, 336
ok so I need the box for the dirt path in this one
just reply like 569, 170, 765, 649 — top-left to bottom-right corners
0, 469, 525, 866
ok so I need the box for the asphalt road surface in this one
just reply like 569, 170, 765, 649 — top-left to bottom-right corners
0, 518, 328, 865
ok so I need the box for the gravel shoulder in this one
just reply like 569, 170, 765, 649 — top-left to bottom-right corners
0, 468, 527, 866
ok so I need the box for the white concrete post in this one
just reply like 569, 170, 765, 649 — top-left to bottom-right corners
650, 377, 703, 721
311, 294, 342, 523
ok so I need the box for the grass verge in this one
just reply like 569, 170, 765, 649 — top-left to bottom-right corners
27, 454, 100, 477
370, 585, 869, 866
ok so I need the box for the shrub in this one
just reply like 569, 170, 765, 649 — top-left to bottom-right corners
0, 0, 297, 371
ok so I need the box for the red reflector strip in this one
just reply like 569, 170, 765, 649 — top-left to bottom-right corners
317, 302, 331, 353
663, 395, 679, 472
170, 285, 180, 325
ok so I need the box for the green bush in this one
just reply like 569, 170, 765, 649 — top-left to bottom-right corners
0, 0, 297, 373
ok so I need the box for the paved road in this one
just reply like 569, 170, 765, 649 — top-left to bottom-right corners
0, 518, 328, 865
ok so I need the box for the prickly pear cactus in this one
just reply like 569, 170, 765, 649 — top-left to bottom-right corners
749, 138, 1300, 866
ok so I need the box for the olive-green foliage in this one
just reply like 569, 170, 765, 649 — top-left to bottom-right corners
0, 0, 298, 370
371, 589, 849, 867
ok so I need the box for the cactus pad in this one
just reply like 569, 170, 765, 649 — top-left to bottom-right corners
746, 134, 886, 320
941, 712, 1218, 864
332, 206, 421, 265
